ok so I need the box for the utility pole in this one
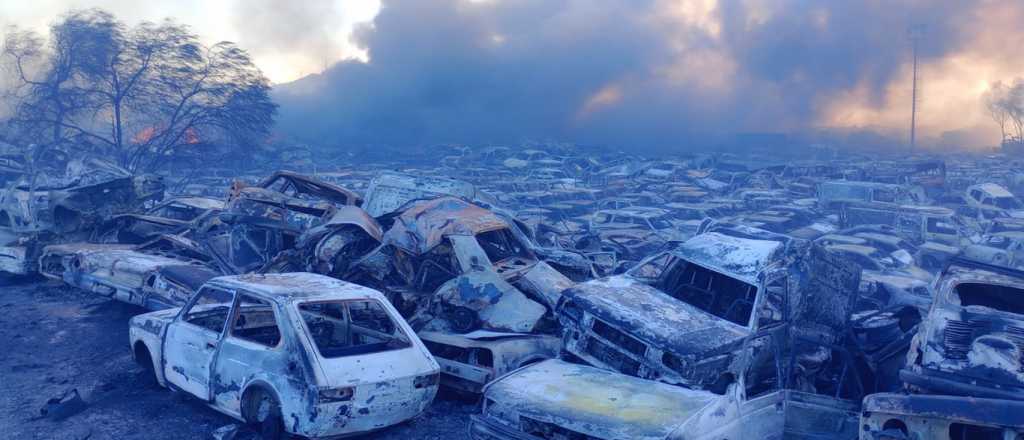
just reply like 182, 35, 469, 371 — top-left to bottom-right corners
909, 26, 925, 153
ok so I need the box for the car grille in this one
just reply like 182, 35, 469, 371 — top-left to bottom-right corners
943, 320, 1024, 365
582, 337, 640, 376
942, 320, 975, 360
591, 319, 647, 356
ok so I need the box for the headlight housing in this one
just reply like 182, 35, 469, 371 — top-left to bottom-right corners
414, 373, 440, 389
318, 386, 354, 402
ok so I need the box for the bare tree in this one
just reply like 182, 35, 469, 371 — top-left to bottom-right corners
984, 81, 1011, 143
1, 9, 276, 173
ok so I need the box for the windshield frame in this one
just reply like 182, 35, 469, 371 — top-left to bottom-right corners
294, 298, 413, 359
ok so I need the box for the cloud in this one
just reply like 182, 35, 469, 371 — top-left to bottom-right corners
7, 0, 1023, 147
267, 0, 1024, 149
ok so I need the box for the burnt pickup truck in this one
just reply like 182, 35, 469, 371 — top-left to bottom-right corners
129, 273, 439, 438
902, 258, 1024, 400
557, 223, 861, 391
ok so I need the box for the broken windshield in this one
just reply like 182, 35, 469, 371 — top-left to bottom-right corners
954, 283, 1024, 315
476, 228, 529, 263
634, 253, 760, 326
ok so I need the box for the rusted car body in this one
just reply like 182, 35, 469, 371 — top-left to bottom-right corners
41, 244, 209, 309
860, 393, 1024, 439
94, 196, 224, 245
558, 224, 860, 391
0, 160, 163, 236
419, 330, 560, 393
362, 171, 497, 217
902, 258, 1024, 400
369, 197, 568, 333
345, 197, 572, 389
129, 273, 439, 438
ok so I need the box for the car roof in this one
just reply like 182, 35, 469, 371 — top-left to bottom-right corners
207, 273, 383, 304
972, 183, 1014, 198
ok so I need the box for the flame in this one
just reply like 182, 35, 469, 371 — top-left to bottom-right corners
131, 126, 201, 145
131, 126, 157, 145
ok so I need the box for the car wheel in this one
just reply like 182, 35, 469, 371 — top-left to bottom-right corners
248, 389, 284, 440
447, 306, 479, 333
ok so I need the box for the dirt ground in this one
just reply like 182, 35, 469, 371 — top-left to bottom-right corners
0, 275, 474, 440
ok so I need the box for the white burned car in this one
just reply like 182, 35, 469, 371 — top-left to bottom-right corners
129, 273, 439, 438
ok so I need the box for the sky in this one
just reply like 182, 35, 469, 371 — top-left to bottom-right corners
3, 0, 1024, 151
0, 0, 381, 84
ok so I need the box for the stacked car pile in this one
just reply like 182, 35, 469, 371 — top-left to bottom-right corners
3, 147, 1024, 439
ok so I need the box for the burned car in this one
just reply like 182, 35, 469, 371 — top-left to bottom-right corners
362, 171, 497, 217
93, 196, 224, 244
471, 359, 718, 440
39, 241, 211, 310
860, 393, 1024, 440
818, 180, 925, 212
902, 258, 1024, 400
419, 330, 560, 393
349, 197, 572, 391
962, 231, 1024, 270
584, 207, 692, 268
129, 273, 439, 439
965, 183, 1024, 219
557, 224, 861, 391
472, 322, 866, 440
362, 197, 570, 333
0, 159, 163, 236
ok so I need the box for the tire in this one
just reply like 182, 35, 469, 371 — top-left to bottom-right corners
247, 388, 284, 440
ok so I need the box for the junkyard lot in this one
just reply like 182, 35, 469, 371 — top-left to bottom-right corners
0, 275, 473, 440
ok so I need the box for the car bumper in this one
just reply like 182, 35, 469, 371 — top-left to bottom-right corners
303, 386, 437, 438
469, 415, 539, 440
0, 245, 31, 275
900, 367, 1024, 401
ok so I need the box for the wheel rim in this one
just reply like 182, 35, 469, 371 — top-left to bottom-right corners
256, 394, 274, 423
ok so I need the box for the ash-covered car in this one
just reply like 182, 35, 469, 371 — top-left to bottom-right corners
902, 258, 1024, 400
129, 273, 439, 439
472, 321, 866, 440
859, 393, 1024, 440
419, 330, 560, 393
557, 223, 861, 391
342, 197, 572, 392
0, 159, 163, 236
358, 197, 570, 332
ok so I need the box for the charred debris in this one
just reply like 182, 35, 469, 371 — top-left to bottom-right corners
3, 147, 1024, 439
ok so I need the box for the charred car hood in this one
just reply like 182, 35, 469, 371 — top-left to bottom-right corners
484, 359, 715, 440
564, 276, 749, 356
130, 307, 179, 335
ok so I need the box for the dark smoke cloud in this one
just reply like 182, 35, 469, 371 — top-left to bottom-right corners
272, 0, 1006, 149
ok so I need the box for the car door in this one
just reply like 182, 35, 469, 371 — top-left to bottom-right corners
737, 332, 786, 439
212, 293, 287, 414
163, 286, 235, 400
